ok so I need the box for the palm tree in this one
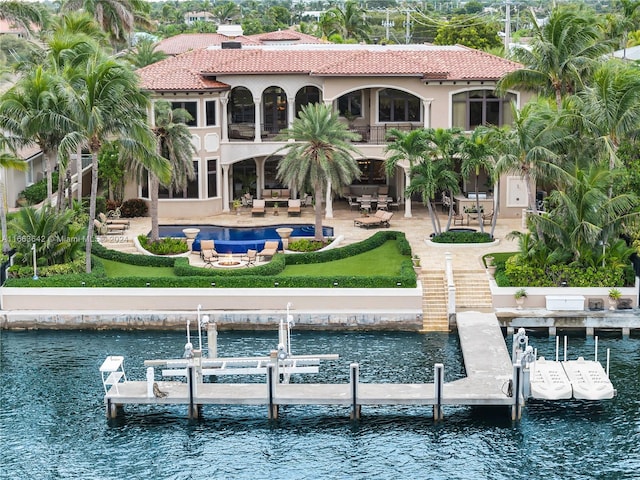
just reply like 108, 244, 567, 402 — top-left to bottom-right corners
528, 163, 640, 267
406, 157, 460, 235
321, 0, 371, 42
493, 99, 572, 240
124, 37, 167, 69
275, 103, 361, 241
147, 100, 195, 241
60, 54, 170, 272
460, 127, 496, 234
0, 67, 74, 204
576, 60, 640, 173
497, 8, 614, 108
60, 0, 151, 49
0, 1, 49, 36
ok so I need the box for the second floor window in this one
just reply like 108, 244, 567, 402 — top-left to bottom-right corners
452, 90, 515, 130
378, 89, 420, 122
171, 101, 197, 126
338, 91, 362, 117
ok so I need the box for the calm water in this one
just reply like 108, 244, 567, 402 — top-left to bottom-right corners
158, 224, 334, 253
1, 329, 639, 480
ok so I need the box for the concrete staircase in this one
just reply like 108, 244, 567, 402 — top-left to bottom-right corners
98, 237, 139, 255
454, 270, 494, 312
420, 269, 450, 332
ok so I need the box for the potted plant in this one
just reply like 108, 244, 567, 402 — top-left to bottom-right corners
608, 288, 621, 310
232, 198, 242, 215
514, 288, 527, 309
412, 255, 421, 273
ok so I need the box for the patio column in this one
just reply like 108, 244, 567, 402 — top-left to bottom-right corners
256, 158, 265, 198
404, 168, 412, 218
222, 164, 230, 212
287, 96, 295, 136
220, 97, 229, 142
253, 98, 262, 143
325, 179, 333, 218
422, 98, 433, 129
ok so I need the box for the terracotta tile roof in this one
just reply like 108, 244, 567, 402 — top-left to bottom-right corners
138, 44, 522, 91
138, 49, 230, 91
156, 33, 259, 55
248, 29, 326, 44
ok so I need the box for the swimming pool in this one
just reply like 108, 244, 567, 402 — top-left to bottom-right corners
158, 224, 334, 253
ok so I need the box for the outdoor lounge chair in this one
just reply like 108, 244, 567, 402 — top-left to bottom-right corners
200, 239, 218, 264
251, 199, 266, 216
354, 210, 393, 228
287, 199, 301, 216
453, 209, 465, 226
258, 240, 279, 261
99, 212, 130, 229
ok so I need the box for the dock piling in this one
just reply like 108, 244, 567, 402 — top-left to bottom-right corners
350, 363, 360, 420
267, 363, 278, 420
187, 365, 201, 420
433, 363, 444, 421
511, 363, 523, 421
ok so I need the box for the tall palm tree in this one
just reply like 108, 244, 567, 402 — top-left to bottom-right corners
60, 54, 170, 272
460, 127, 496, 234
497, 7, 614, 108
275, 103, 361, 241
0, 67, 74, 204
147, 100, 195, 241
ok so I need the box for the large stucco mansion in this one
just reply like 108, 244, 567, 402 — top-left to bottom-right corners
10, 29, 535, 221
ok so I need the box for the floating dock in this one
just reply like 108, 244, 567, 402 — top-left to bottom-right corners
102, 312, 527, 421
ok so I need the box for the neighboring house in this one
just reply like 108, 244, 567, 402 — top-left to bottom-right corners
184, 11, 216, 26
155, 26, 325, 56
136, 42, 533, 221
0, 18, 33, 38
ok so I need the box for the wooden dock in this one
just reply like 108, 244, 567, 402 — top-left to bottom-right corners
103, 312, 522, 421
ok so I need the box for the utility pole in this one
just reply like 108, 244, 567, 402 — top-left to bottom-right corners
382, 9, 394, 42
504, 0, 511, 52
404, 10, 411, 44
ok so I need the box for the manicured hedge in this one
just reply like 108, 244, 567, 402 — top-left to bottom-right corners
5, 231, 416, 288
431, 231, 493, 244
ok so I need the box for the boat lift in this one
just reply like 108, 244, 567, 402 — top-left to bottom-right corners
512, 328, 615, 402
144, 303, 338, 385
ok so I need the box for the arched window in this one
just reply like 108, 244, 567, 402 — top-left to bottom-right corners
452, 90, 515, 130
262, 87, 287, 134
378, 88, 420, 122
295, 86, 321, 116
230, 87, 255, 123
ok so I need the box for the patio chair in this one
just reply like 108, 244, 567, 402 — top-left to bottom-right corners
360, 198, 372, 213
258, 240, 279, 261
287, 199, 301, 216
200, 239, 218, 263
482, 210, 494, 225
376, 197, 389, 211
347, 196, 359, 211
251, 199, 266, 216
99, 211, 130, 229
453, 209, 465, 226
302, 194, 313, 207
243, 249, 257, 267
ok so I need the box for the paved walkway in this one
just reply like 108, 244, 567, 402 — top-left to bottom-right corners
110, 201, 525, 270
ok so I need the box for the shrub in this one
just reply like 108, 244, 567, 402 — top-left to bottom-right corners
120, 198, 148, 218
81, 196, 106, 216
19, 172, 60, 205
288, 238, 326, 252
431, 231, 493, 244
138, 235, 188, 255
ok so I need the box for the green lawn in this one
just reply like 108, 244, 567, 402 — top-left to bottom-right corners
101, 258, 177, 278
279, 241, 406, 276
100, 241, 407, 278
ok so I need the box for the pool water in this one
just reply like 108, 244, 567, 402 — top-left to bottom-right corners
158, 224, 334, 254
